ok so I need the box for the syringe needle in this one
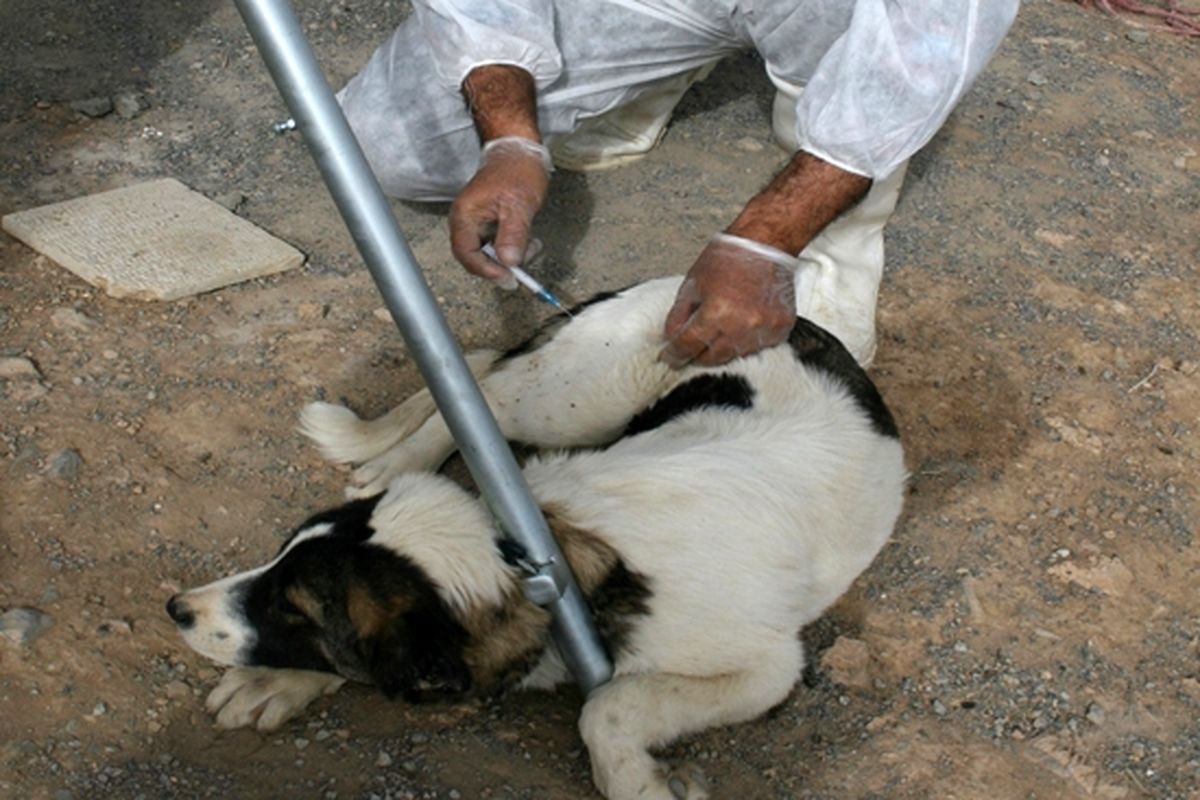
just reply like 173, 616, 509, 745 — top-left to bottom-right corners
509, 266, 572, 317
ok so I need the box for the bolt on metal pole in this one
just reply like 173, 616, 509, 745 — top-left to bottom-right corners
233, 0, 611, 693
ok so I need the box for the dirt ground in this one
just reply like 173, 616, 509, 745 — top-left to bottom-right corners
2, 1, 1198, 798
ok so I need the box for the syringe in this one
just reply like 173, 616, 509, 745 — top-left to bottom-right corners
481, 242, 572, 316
508, 265, 572, 317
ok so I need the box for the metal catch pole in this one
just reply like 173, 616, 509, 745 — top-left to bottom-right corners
233, 0, 612, 693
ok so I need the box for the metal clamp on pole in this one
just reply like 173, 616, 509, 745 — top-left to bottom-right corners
233, 0, 612, 694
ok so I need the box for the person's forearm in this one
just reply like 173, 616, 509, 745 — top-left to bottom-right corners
461, 65, 541, 144
726, 152, 872, 256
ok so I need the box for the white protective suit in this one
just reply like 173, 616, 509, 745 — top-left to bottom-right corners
339, 0, 1019, 364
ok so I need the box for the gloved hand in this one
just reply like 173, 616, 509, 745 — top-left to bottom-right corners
450, 136, 552, 289
662, 233, 798, 367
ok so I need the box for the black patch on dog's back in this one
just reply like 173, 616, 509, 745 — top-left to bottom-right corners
624, 373, 755, 437
788, 319, 898, 439
499, 287, 628, 361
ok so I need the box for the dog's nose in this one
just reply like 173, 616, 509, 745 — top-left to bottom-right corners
166, 595, 195, 628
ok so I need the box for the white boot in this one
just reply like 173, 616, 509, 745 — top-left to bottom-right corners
549, 63, 717, 172
767, 70, 906, 367
792, 162, 906, 368
767, 66, 803, 153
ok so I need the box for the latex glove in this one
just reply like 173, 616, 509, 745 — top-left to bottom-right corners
450, 136, 552, 289
662, 233, 798, 367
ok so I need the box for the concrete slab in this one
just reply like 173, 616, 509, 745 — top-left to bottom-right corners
1, 178, 304, 300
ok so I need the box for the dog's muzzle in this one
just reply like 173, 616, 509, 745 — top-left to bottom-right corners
166, 594, 196, 629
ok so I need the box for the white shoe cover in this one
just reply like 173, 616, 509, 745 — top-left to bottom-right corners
549, 63, 716, 171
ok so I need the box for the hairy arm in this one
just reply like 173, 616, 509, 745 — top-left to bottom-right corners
662, 152, 872, 367
451, 65, 549, 281
727, 152, 871, 255
461, 64, 542, 143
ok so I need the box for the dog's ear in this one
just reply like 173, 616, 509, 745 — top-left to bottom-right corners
356, 601, 472, 703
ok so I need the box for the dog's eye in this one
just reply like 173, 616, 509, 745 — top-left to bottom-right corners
281, 601, 310, 626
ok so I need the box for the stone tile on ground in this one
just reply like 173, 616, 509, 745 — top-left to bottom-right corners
1, 178, 304, 301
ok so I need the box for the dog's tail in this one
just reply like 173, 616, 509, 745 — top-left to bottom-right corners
299, 349, 500, 464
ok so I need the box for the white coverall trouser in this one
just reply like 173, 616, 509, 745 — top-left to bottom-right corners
338, 5, 909, 366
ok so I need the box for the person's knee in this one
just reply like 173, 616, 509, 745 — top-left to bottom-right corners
374, 161, 469, 203
336, 25, 476, 202
340, 99, 473, 202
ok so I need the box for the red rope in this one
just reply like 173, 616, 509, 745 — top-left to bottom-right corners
1076, 0, 1200, 36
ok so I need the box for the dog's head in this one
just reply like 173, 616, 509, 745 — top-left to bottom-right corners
166, 495, 472, 700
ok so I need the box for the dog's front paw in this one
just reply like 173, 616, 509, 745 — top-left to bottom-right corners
206, 667, 346, 731
665, 763, 711, 800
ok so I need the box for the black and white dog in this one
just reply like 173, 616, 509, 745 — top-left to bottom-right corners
168, 276, 906, 800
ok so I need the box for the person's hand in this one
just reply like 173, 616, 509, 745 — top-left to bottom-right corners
449, 137, 551, 290
662, 233, 798, 367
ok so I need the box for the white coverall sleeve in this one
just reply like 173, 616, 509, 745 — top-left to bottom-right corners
797, 0, 1019, 180
411, 0, 563, 92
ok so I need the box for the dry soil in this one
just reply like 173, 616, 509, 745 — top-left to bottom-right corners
1, 1, 1198, 798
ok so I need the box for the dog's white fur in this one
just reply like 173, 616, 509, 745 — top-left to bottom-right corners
184, 277, 906, 800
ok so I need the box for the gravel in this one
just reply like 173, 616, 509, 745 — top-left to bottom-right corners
1, 2, 1198, 798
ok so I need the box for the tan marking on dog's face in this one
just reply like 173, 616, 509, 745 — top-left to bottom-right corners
346, 584, 417, 639
347, 585, 384, 638
285, 584, 324, 626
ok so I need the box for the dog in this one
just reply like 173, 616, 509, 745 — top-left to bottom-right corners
167, 276, 906, 800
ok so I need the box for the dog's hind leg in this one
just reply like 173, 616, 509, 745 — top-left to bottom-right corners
301, 350, 500, 467
344, 353, 643, 497
579, 646, 801, 800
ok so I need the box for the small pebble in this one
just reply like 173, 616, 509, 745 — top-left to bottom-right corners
69, 97, 114, 118
375, 751, 393, 768
296, 302, 328, 321
113, 91, 147, 119
294, 738, 310, 750
213, 191, 247, 212
1027, 71, 1048, 87
1126, 29, 1150, 43
931, 698, 949, 716
734, 136, 764, 153
47, 449, 83, 481
0, 356, 42, 379
0, 607, 55, 646
50, 308, 97, 332
164, 680, 190, 701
